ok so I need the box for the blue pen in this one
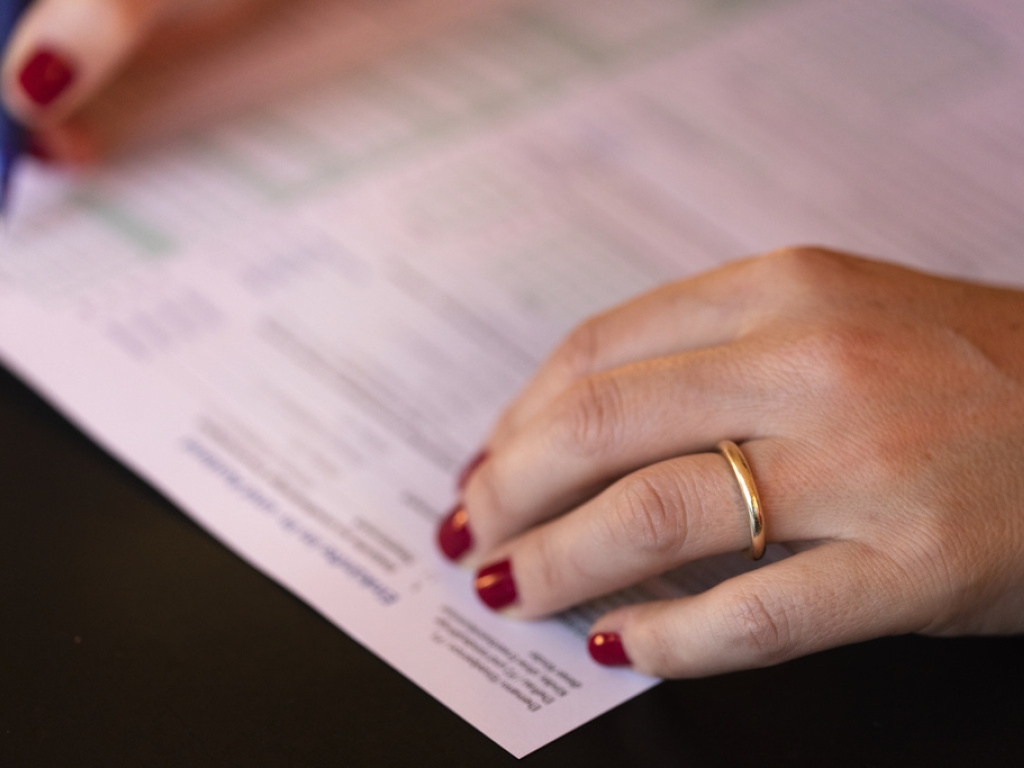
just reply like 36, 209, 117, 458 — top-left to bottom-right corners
1, 0, 32, 214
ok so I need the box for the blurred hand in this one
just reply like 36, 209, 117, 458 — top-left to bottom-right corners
1, 0, 261, 162
441, 248, 1024, 678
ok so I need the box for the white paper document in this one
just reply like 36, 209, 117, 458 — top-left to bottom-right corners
2, 0, 1023, 757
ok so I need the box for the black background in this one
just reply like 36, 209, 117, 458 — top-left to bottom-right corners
2, 363, 1022, 767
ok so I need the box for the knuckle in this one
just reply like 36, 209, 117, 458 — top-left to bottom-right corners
720, 587, 794, 664
758, 246, 850, 289
778, 321, 887, 405
469, 460, 511, 543
750, 247, 865, 321
520, 530, 600, 618
638, 618, 682, 676
557, 375, 627, 458
804, 324, 880, 382
530, 531, 569, 597
551, 318, 606, 381
614, 472, 689, 558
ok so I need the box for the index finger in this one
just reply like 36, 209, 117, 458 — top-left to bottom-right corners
1, 0, 198, 127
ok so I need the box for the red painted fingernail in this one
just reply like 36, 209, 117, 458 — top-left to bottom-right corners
456, 449, 488, 492
588, 632, 631, 666
437, 506, 473, 561
19, 49, 77, 107
475, 559, 517, 610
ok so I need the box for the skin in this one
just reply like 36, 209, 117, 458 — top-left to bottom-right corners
0, 0, 266, 161
456, 248, 1024, 677
7, 3, 1024, 679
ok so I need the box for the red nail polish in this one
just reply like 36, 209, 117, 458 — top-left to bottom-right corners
588, 632, 631, 666
437, 506, 473, 561
19, 49, 77, 107
456, 449, 488, 492
475, 559, 517, 610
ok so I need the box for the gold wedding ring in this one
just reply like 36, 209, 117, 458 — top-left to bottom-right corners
716, 440, 766, 560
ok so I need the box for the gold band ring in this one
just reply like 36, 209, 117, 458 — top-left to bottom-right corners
716, 440, 766, 560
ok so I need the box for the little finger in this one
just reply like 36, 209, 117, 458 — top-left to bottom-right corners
588, 541, 929, 678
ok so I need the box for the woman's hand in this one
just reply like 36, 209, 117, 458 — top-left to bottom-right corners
440, 248, 1024, 678
1, 0, 261, 162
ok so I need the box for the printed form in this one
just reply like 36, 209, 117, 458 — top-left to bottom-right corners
2, 0, 1023, 757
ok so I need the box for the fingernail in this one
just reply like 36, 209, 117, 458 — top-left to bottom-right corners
588, 632, 632, 666
475, 559, 517, 610
19, 49, 77, 107
437, 506, 473, 561
456, 449, 488, 492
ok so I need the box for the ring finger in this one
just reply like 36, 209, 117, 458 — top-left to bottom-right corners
450, 336, 791, 562
472, 439, 831, 620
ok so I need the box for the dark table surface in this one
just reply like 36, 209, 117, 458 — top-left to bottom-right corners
2, 361, 1023, 767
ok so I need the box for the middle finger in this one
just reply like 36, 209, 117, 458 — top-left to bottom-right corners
456, 337, 787, 561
